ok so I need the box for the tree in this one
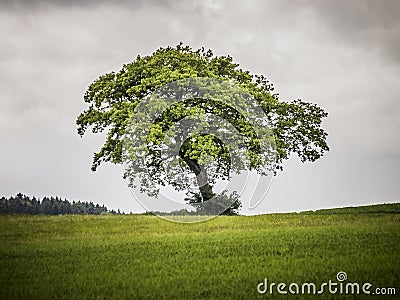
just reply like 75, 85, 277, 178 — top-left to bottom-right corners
77, 44, 329, 215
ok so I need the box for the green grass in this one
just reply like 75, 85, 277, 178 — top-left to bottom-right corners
1, 205, 399, 299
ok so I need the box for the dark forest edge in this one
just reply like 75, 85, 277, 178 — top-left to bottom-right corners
0, 193, 122, 215
1, 193, 399, 216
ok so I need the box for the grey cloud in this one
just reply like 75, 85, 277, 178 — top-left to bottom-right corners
304, 0, 400, 64
307, 0, 400, 30
0, 0, 399, 212
0, 0, 191, 12
0, 0, 145, 9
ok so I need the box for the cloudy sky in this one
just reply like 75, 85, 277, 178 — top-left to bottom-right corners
1, 0, 399, 214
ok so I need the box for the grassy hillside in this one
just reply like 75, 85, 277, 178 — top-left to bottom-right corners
300, 202, 400, 214
1, 204, 399, 299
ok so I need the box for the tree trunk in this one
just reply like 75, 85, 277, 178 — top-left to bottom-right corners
197, 165, 214, 201
179, 151, 214, 202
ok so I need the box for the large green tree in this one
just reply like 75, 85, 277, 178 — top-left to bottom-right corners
77, 44, 329, 214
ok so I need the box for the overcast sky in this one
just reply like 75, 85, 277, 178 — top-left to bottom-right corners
1, 0, 399, 214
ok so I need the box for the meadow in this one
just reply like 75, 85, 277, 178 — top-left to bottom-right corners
1, 204, 399, 299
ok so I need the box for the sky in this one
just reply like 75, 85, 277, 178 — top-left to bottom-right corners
1, 0, 399, 214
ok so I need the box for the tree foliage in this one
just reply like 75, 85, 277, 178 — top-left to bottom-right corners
76, 44, 329, 214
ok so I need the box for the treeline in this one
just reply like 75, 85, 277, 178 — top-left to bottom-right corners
0, 193, 121, 215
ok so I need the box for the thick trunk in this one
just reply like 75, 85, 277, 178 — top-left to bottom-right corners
179, 151, 214, 202
198, 167, 214, 201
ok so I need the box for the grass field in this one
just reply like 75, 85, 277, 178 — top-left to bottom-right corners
1, 204, 399, 299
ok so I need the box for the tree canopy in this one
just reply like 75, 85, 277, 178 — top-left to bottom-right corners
77, 44, 329, 215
